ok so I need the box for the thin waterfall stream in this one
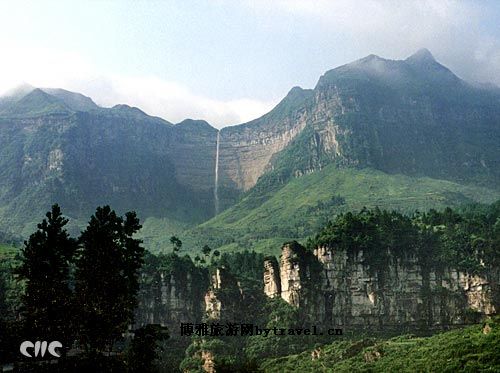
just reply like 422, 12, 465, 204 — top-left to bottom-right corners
214, 130, 220, 214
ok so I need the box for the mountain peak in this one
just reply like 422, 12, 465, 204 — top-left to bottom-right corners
406, 48, 436, 64
23, 88, 62, 104
176, 119, 215, 131
42, 88, 98, 111
1, 88, 70, 116
359, 54, 385, 62
2, 83, 35, 99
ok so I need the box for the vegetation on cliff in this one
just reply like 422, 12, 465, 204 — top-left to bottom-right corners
260, 317, 500, 372
308, 201, 500, 274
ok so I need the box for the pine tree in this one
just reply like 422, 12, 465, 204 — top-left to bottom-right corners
16, 204, 77, 349
170, 236, 182, 253
126, 324, 169, 372
75, 206, 144, 353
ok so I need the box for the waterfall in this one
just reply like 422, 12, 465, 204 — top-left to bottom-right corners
214, 130, 220, 214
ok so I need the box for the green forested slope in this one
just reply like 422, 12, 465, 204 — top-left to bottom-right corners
187, 165, 499, 254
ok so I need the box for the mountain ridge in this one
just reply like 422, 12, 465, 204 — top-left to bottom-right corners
0, 49, 498, 250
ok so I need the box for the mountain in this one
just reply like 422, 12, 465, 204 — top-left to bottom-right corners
252, 49, 500, 192
186, 49, 500, 252
42, 88, 99, 111
1, 88, 71, 116
0, 89, 217, 237
0, 49, 499, 247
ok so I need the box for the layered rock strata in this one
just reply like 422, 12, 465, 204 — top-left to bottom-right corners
135, 268, 206, 334
264, 242, 499, 329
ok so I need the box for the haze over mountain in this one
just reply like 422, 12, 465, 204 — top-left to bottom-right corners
0, 49, 499, 249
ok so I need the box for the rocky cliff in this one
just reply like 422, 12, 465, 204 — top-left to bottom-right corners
217, 87, 312, 192
265, 242, 499, 330
254, 49, 500, 192
204, 267, 243, 321
135, 259, 245, 334
1, 49, 500, 239
168, 120, 218, 194
135, 255, 208, 334
136, 235, 498, 337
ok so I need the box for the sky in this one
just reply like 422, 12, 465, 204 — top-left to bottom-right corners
0, 0, 499, 128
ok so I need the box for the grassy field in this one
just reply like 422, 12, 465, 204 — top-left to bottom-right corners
260, 318, 500, 372
185, 166, 500, 254
0, 243, 17, 258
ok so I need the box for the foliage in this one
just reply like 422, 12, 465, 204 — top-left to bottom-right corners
189, 166, 499, 253
218, 250, 266, 287
170, 235, 183, 253
15, 204, 77, 350
126, 324, 169, 372
260, 317, 500, 372
307, 202, 500, 275
75, 206, 145, 352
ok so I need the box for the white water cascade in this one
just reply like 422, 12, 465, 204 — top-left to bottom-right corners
214, 130, 220, 214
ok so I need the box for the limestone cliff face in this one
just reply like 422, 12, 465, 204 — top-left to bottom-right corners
135, 267, 206, 334
204, 267, 243, 320
268, 243, 498, 329
136, 264, 244, 335
279, 243, 305, 307
168, 120, 218, 194
218, 113, 308, 191
263, 257, 281, 298
216, 87, 313, 193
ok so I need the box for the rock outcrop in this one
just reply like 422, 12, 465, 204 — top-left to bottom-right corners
135, 261, 207, 335
267, 242, 499, 330
168, 119, 218, 195
205, 267, 243, 321
218, 90, 310, 192
263, 256, 281, 298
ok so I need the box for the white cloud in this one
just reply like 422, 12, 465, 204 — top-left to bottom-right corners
1, 0, 499, 128
248, 0, 500, 86
0, 40, 275, 128
88, 74, 275, 127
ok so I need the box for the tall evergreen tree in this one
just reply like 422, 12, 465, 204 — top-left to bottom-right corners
16, 204, 77, 349
0, 270, 7, 319
75, 206, 144, 352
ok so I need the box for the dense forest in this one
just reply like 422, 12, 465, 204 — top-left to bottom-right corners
0, 201, 499, 371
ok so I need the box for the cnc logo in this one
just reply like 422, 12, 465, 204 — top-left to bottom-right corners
20, 341, 62, 358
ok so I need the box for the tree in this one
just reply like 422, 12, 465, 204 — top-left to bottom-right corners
210, 250, 221, 265
126, 324, 169, 372
16, 204, 77, 350
202, 244, 212, 258
75, 206, 144, 353
0, 271, 7, 320
170, 236, 182, 253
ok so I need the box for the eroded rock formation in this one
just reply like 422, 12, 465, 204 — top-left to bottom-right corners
135, 263, 207, 335
266, 242, 499, 329
263, 257, 281, 298
204, 267, 243, 321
